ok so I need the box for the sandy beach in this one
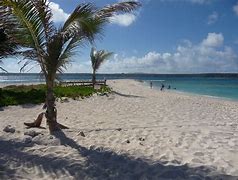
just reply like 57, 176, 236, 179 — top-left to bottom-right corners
0, 79, 238, 179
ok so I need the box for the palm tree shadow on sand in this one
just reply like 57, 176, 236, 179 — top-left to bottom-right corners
20, 104, 40, 109
0, 131, 237, 180
111, 91, 145, 98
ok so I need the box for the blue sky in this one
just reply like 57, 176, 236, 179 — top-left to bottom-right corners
3, 0, 238, 73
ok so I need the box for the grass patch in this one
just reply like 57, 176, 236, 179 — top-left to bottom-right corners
54, 86, 96, 98
0, 84, 111, 107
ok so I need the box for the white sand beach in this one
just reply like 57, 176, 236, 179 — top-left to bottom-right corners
0, 79, 238, 179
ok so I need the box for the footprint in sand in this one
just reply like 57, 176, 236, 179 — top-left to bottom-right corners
191, 158, 203, 164
193, 152, 204, 157
175, 135, 184, 147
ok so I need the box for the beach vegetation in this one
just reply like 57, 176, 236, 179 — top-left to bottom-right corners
0, 84, 111, 107
0, 0, 140, 133
90, 47, 113, 88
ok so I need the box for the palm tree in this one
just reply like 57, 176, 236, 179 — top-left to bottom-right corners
0, 0, 140, 133
90, 47, 113, 88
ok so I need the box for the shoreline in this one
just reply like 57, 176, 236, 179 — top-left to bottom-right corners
170, 88, 238, 103
1, 78, 238, 103
0, 79, 238, 179
0, 82, 46, 88
139, 79, 238, 103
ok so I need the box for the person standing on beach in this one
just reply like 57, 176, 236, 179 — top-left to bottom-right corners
150, 81, 153, 89
160, 83, 165, 91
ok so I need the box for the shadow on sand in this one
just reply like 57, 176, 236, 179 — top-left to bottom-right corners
77, 125, 169, 133
0, 131, 237, 180
20, 103, 41, 109
112, 91, 144, 98
0, 103, 40, 111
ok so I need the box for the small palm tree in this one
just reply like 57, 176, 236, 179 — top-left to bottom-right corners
90, 47, 113, 88
0, 0, 140, 133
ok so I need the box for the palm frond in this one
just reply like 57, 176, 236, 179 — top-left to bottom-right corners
56, 35, 84, 73
91, 47, 113, 72
96, 1, 141, 20
0, 66, 7, 72
20, 49, 38, 60
1, 0, 46, 55
90, 47, 96, 63
0, 5, 20, 59
44, 32, 80, 75
62, 3, 104, 43
0, 28, 19, 59
30, 0, 56, 46
19, 59, 32, 72
44, 33, 63, 75
101, 51, 113, 62
63, 3, 94, 30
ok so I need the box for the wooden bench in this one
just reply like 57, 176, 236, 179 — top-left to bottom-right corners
59, 80, 107, 87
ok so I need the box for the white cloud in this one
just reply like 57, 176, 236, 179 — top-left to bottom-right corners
3, 33, 237, 74
233, 3, 238, 16
201, 33, 224, 47
99, 33, 238, 73
234, 39, 238, 45
48, 1, 69, 23
207, 11, 218, 25
110, 13, 137, 26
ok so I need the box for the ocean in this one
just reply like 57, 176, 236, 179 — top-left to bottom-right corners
1, 73, 238, 100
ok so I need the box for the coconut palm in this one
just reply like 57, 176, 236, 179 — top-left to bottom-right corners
90, 47, 113, 88
0, 0, 140, 133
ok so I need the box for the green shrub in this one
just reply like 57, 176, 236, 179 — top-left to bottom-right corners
0, 84, 111, 107
54, 86, 96, 98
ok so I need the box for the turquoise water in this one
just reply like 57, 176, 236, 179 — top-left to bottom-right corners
145, 77, 238, 100
1, 73, 238, 100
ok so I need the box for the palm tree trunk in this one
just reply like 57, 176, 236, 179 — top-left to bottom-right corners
45, 78, 59, 133
92, 69, 96, 88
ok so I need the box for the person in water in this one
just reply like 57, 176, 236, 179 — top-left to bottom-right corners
150, 81, 153, 89
160, 83, 165, 91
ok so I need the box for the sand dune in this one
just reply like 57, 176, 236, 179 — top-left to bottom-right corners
0, 79, 238, 179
